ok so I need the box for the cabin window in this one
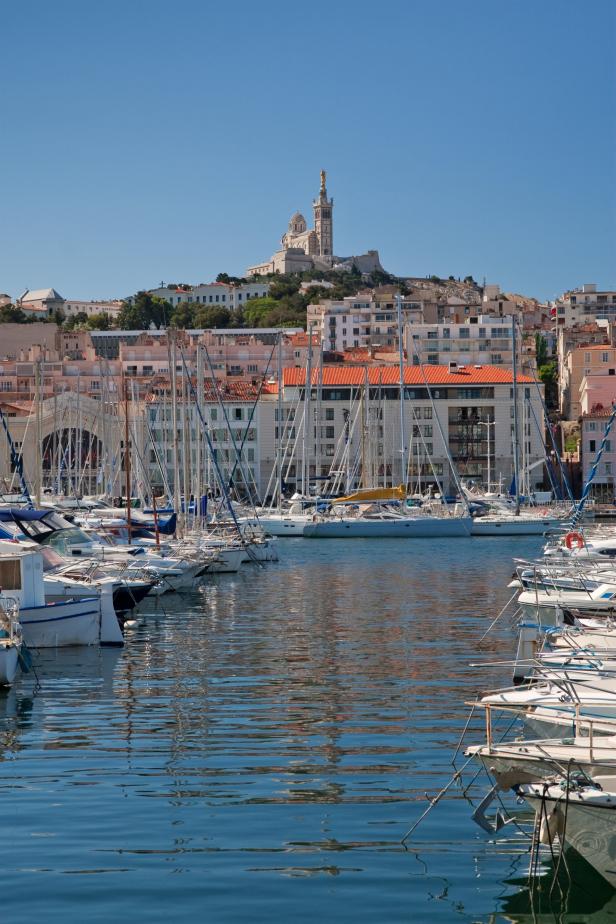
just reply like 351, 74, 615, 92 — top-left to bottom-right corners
0, 559, 21, 590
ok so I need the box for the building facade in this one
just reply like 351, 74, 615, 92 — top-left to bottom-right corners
63, 299, 123, 319
17, 288, 65, 318
144, 281, 270, 310
259, 364, 544, 497
554, 284, 616, 327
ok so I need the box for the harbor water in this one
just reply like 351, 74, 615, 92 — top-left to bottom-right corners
0, 536, 611, 923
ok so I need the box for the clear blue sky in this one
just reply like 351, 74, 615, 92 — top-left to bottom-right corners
2, 0, 614, 302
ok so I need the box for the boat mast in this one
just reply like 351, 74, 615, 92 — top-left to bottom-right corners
511, 315, 521, 515
302, 325, 313, 497
34, 358, 42, 506
168, 330, 181, 534
123, 375, 132, 545
396, 293, 407, 488
276, 331, 283, 513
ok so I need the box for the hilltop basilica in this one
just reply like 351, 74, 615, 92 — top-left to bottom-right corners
247, 171, 382, 277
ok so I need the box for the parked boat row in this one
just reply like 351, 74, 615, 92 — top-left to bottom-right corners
440, 524, 616, 890
0, 503, 279, 686
241, 491, 570, 538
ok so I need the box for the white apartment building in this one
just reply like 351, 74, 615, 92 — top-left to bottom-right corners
258, 364, 545, 497
146, 281, 270, 310
405, 316, 518, 367
144, 389, 266, 499
554, 284, 616, 327
307, 291, 422, 352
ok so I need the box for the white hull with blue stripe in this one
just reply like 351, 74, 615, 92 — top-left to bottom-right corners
0, 540, 124, 649
19, 597, 102, 648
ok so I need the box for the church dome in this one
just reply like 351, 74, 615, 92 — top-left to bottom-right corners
288, 212, 307, 234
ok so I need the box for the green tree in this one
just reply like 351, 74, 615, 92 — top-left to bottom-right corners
86, 312, 112, 330
170, 301, 196, 329
0, 304, 27, 323
63, 311, 89, 330
535, 333, 549, 367
193, 305, 232, 329
117, 292, 171, 329
243, 296, 279, 327
538, 360, 558, 410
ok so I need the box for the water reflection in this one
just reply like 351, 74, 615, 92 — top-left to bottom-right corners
494, 860, 616, 922
0, 536, 582, 924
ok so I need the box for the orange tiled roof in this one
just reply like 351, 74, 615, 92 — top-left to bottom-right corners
283, 364, 534, 387
146, 381, 260, 402
289, 332, 320, 347
584, 405, 616, 418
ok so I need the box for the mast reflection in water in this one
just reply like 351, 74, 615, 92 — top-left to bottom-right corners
0, 536, 570, 923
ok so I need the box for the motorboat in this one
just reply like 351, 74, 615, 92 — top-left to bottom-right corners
0, 596, 23, 686
519, 775, 616, 888
0, 541, 123, 648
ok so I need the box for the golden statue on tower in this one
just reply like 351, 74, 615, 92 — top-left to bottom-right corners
320, 169, 326, 194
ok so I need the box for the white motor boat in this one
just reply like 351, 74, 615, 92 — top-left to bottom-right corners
0, 597, 22, 686
520, 776, 616, 889
0, 541, 123, 648
467, 733, 616, 788
480, 672, 616, 738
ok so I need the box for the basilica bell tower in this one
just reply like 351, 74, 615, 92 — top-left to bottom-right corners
313, 169, 334, 258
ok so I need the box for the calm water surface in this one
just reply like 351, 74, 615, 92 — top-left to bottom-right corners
0, 537, 613, 923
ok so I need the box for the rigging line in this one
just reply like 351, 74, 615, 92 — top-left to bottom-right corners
529, 362, 574, 504
570, 402, 616, 529
224, 339, 278, 504
408, 337, 471, 512
201, 342, 260, 509
0, 406, 32, 506
178, 346, 243, 537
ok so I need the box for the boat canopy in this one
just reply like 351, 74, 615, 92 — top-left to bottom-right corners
334, 485, 407, 504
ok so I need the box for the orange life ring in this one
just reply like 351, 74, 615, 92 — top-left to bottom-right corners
565, 531, 584, 550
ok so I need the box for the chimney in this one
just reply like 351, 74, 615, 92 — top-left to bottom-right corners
448, 361, 458, 374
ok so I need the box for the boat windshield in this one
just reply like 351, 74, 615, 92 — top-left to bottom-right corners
39, 546, 68, 571
39, 527, 93, 552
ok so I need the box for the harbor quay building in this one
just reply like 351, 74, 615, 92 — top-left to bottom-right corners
0, 357, 545, 502
258, 364, 546, 498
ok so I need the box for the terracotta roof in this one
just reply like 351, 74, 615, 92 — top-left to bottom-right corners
584, 405, 616, 418
289, 332, 320, 347
283, 364, 534, 387
146, 381, 260, 402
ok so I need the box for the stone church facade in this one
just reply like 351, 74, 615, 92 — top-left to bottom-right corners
247, 171, 381, 277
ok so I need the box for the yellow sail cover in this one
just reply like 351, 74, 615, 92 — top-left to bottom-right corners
335, 484, 407, 504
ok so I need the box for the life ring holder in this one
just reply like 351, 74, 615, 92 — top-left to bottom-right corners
565, 531, 584, 550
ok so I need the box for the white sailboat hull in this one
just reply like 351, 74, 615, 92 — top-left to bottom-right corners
240, 516, 310, 537
471, 516, 561, 535
205, 548, 244, 573
303, 516, 472, 538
